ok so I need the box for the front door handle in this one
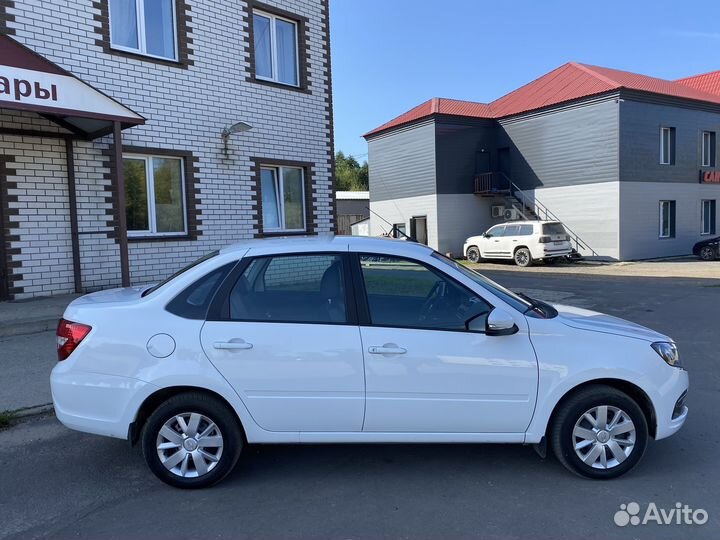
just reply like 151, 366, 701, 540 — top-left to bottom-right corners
368, 345, 407, 355
213, 340, 253, 350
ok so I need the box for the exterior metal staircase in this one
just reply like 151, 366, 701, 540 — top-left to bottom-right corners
474, 172, 599, 257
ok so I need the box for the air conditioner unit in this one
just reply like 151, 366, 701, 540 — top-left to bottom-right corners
503, 208, 521, 220
491, 205, 505, 218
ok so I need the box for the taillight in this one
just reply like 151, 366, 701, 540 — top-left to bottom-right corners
56, 318, 92, 361
538, 235, 551, 243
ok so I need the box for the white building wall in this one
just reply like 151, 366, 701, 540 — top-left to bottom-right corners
619, 182, 720, 260
436, 194, 507, 257
523, 182, 621, 260
369, 195, 438, 248
1, 0, 333, 299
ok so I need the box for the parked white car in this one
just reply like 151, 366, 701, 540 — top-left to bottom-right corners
464, 220, 572, 266
52, 236, 687, 488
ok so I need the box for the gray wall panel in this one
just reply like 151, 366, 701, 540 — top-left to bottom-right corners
619, 99, 720, 184
498, 98, 620, 189
368, 120, 436, 202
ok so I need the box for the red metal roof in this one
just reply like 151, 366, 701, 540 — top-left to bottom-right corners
363, 98, 494, 138
364, 62, 720, 138
676, 70, 720, 96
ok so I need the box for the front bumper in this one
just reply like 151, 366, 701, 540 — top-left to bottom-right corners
654, 368, 689, 440
51, 366, 157, 440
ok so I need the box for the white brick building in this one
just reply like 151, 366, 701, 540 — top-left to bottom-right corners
0, 0, 335, 300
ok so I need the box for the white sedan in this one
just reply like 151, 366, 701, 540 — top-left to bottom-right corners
52, 236, 688, 488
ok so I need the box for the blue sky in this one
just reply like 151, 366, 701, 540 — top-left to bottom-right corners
330, 0, 720, 160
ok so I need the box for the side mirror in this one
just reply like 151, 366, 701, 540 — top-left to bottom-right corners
483, 232, 491, 238
485, 308, 518, 336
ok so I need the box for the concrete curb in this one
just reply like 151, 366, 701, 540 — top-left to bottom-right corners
12, 403, 54, 419
0, 318, 58, 339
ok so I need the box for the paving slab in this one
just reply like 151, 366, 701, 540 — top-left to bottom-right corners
0, 293, 80, 338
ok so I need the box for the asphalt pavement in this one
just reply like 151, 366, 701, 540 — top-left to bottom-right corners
0, 270, 718, 539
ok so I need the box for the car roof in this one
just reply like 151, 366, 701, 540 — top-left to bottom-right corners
219, 234, 435, 256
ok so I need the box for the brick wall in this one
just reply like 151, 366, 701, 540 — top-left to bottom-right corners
0, 0, 334, 298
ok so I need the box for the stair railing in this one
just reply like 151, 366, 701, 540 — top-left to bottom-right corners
497, 172, 599, 257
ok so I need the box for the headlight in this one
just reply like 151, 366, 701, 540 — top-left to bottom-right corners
651, 341, 682, 368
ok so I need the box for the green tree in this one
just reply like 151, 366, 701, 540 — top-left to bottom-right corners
336, 151, 369, 191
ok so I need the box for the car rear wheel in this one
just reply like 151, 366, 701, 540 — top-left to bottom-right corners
699, 246, 717, 261
466, 246, 481, 263
514, 247, 533, 267
141, 392, 243, 489
550, 385, 648, 479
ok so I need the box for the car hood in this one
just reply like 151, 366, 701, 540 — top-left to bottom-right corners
553, 303, 671, 343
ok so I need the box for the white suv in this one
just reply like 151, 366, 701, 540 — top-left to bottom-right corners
464, 221, 572, 266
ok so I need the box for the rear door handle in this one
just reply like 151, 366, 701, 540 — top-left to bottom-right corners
213, 340, 253, 350
368, 345, 407, 355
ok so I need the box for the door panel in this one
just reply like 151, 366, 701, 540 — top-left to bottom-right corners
356, 254, 538, 433
201, 322, 365, 432
480, 225, 506, 258
361, 326, 537, 433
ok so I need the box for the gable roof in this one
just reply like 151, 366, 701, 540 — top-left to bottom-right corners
675, 70, 720, 96
364, 62, 720, 139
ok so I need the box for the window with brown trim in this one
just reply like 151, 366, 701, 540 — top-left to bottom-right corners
246, 2, 310, 92
252, 158, 315, 236
119, 147, 201, 242
93, 0, 194, 68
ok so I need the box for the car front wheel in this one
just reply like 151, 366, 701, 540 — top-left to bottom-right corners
141, 392, 243, 489
699, 246, 717, 261
550, 385, 648, 479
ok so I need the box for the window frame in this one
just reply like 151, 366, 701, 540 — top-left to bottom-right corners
659, 200, 676, 239
252, 8, 300, 88
124, 153, 188, 238
259, 165, 307, 234
351, 252, 495, 334
108, 0, 179, 62
660, 126, 675, 165
207, 251, 357, 325
702, 131, 716, 167
701, 199, 717, 235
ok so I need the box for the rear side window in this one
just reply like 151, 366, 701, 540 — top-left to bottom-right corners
229, 254, 348, 324
518, 224, 533, 236
166, 262, 236, 319
542, 222, 567, 235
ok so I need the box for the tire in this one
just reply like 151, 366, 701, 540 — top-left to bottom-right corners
514, 247, 533, 267
699, 246, 717, 261
466, 246, 481, 263
550, 385, 648, 480
141, 392, 243, 489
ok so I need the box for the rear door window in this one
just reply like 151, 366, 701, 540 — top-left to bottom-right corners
228, 254, 349, 324
503, 224, 521, 237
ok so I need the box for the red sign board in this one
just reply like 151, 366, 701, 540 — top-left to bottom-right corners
701, 171, 720, 183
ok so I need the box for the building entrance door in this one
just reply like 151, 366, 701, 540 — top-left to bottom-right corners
410, 216, 428, 245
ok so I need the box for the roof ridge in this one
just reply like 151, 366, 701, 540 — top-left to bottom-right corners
571, 62, 622, 88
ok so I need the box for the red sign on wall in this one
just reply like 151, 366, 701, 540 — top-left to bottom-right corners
701, 171, 720, 183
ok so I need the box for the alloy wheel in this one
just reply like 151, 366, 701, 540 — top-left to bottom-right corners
156, 412, 224, 478
572, 405, 636, 469
515, 249, 530, 267
699, 246, 716, 261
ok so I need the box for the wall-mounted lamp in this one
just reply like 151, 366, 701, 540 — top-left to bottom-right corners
221, 121, 252, 156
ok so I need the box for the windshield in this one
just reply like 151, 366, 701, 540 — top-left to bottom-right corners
142, 250, 220, 297
430, 252, 532, 313
542, 222, 567, 235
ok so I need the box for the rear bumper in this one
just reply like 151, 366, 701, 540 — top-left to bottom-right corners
51, 367, 157, 440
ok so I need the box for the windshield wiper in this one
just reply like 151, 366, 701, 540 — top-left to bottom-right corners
516, 292, 545, 316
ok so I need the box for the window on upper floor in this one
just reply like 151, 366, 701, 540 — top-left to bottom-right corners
660, 127, 676, 165
702, 200, 717, 235
124, 154, 187, 237
253, 9, 299, 87
109, 0, 178, 61
260, 165, 306, 233
702, 131, 716, 167
659, 200, 676, 238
